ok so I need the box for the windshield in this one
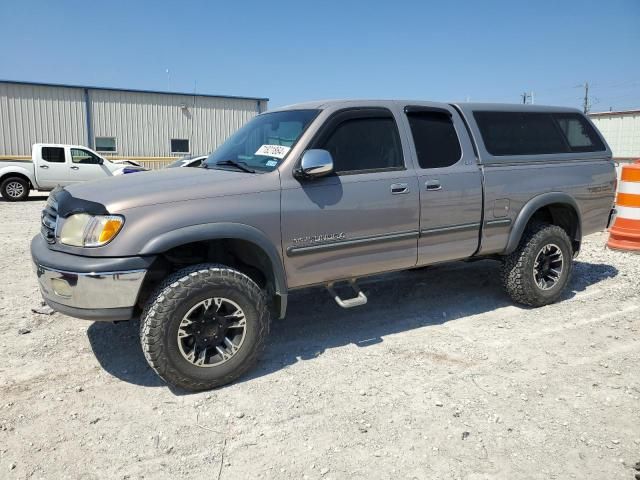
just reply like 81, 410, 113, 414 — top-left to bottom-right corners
204, 109, 319, 172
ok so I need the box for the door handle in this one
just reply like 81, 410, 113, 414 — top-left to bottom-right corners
425, 180, 442, 191
40, 165, 49, 169
70, 166, 79, 170
390, 183, 409, 195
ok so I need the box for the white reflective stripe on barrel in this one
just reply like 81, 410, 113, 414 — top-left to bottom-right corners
615, 205, 640, 220
617, 182, 640, 195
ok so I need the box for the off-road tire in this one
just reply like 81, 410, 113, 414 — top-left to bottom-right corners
501, 223, 573, 307
0, 176, 30, 201
140, 264, 270, 391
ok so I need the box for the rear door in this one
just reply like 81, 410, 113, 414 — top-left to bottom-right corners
401, 106, 483, 264
68, 148, 112, 183
36, 146, 69, 189
281, 107, 420, 288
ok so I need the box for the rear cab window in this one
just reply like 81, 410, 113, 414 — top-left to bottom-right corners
405, 109, 462, 169
42, 147, 65, 163
473, 111, 606, 156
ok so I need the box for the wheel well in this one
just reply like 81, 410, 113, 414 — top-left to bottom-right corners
528, 203, 581, 251
0, 173, 32, 189
138, 238, 276, 308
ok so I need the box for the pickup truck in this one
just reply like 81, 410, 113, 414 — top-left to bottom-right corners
30, 101, 616, 391
0, 143, 145, 201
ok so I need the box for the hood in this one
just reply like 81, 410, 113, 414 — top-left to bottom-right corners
65, 167, 280, 213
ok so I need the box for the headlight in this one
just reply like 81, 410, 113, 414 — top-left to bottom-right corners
59, 214, 124, 247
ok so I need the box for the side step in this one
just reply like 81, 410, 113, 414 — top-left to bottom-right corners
327, 280, 368, 309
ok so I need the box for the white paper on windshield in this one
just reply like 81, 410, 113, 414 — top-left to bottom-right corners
255, 144, 290, 159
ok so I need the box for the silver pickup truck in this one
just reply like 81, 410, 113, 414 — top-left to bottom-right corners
31, 100, 616, 391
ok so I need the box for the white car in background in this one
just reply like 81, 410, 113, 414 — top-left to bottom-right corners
0, 144, 146, 201
166, 155, 208, 168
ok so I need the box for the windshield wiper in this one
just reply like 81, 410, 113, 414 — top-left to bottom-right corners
213, 159, 256, 173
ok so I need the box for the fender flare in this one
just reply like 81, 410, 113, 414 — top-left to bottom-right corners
505, 192, 582, 254
0, 165, 36, 188
139, 222, 288, 296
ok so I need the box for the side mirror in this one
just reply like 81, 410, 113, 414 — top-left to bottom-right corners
296, 149, 334, 179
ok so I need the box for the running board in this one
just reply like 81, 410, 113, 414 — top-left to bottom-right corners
327, 280, 368, 309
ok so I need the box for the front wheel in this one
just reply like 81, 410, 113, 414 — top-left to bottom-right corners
1, 177, 30, 201
140, 264, 270, 391
501, 224, 573, 307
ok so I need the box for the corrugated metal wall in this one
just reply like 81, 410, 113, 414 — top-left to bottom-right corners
90, 90, 263, 157
0, 83, 87, 155
0, 81, 266, 160
590, 112, 640, 159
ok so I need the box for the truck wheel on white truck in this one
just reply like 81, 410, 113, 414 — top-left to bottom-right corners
1, 175, 30, 201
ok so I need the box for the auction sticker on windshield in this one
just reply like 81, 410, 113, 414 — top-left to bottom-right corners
255, 144, 291, 159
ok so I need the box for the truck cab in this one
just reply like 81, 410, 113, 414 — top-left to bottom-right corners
32, 144, 124, 188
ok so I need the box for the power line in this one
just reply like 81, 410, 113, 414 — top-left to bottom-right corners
527, 79, 639, 98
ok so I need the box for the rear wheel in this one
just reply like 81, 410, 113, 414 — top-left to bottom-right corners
1, 177, 30, 201
140, 264, 270, 391
501, 223, 573, 307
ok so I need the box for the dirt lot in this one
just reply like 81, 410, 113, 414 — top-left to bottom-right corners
0, 193, 639, 480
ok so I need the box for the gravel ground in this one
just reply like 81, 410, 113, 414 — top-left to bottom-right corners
1, 193, 639, 480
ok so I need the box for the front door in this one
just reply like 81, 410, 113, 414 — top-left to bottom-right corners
281, 108, 420, 288
68, 148, 111, 183
402, 106, 483, 264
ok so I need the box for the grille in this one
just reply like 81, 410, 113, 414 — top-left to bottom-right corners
41, 194, 59, 243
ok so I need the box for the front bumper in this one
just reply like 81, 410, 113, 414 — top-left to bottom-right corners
31, 235, 154, 321
35, 264, 146, 321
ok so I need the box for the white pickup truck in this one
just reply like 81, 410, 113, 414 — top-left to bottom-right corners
0, 144, 145, 201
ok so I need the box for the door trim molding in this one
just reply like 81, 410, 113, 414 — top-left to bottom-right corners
286, 219, 507, 257
484, 218, 512, 228
420, 222, 481, 236
286, 230, 419, 257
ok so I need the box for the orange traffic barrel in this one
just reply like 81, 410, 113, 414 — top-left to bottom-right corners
608, 163, 640, 251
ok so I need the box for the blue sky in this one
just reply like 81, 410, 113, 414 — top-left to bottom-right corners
1, 0, 638, 111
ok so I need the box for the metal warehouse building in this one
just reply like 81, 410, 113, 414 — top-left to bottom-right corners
0, 80, 268, 168
589, 109, 640, 164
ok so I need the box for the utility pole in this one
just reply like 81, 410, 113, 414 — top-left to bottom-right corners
582, 81, 590, 114
522, 92, 528, 104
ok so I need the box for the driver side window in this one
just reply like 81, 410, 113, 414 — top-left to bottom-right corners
71, 148, 102, 165
316, 110, 404, 174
